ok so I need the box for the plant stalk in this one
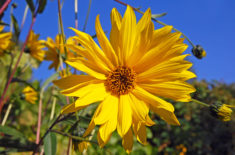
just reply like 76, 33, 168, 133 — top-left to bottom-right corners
0, 17, 37, 114
191, 99, 209, 107
0, 0, 12, 15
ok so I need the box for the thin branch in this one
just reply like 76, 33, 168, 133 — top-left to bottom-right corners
50, 129, 98, 144
0, 0, 12, 15
82, 0, 92, 32
32, 113, 74, 154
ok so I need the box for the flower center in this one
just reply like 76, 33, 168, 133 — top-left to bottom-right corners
105, 66, 136, 96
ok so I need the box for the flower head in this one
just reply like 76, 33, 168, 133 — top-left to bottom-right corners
44, 34, 79, 70
25, 31, 45, 61
0, 26, 12, 56
22, 86, 38, 104
210, 102, 234, 121
54, 6, 196, 153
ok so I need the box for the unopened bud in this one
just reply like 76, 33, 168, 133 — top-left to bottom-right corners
192, 45, 206, 59
210, 102, 234, 121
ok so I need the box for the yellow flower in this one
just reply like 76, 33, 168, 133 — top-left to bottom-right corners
25, 31, 45, 61
54, 6, 196, 153
0, 26, 12, 56
176, 144, 187, 155
22, 86, 38, 104
210, 103, 234, 121
44, 34, 79, 70
72, 140, 90, 153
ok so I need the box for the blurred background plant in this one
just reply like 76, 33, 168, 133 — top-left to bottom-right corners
0, 0, 234, 155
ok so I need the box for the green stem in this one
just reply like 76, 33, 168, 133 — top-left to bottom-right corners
20, 5, 29, 30
57, 0, 68, 59
50, 129, 97, 144
11, 78, 37, 91
1, 103, 13, 126
191, 99, 209, 107
82, 0, 92, 32
50, 97, 56, 120
32, 113, 74, 154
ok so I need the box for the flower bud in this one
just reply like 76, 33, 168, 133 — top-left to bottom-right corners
192, 45, 206, 59
210, 102, 234, 121
72, 140, 90, 153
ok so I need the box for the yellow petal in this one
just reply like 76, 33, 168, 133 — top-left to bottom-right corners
133, 86, 174, 112
83, 103, 102, 137
138, 70, 196, 83
151, 106, 180, 125
97, 130, 105, 147
53, 75, 95, 89
94, 95, 118, 125
150, 25, 173, 49
134, 32, 183, 73
129, 93, 149, 123
61, 80, 102, 97
122, 128, 133, 154
137, 55, 192, 80
98, 120, 116, 147
95, 15, 118, 66
74, 85, 108, 108
128, 8, 154, 67
110, 8, 122, 56
61, 102, 86, 114
66, 59, 107, 80
69, 27, 114, 70
119, 5, 136, 65
145, 115, 155, 126
132, 120, 147, 145
117, 94, 132, 137
139, 81, 196, 102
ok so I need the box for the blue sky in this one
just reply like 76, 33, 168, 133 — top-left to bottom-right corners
2, 0, 235, 83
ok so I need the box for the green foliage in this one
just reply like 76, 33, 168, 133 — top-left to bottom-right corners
44, 132, 57, 155
11, 14, 20, 40
25, 0, 35, 15
37, 0, 47, 14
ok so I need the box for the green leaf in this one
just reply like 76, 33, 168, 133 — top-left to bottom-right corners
44, 132, 57, 155
37, 0, 47, 14
151, 12, 167, 19
0, 125, 25, 139
25, 0, 35, 14
11, 14, 20, 39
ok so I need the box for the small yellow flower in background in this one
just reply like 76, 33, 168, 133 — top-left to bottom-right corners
176, 144, 187, 155
72, 140, 90, 153
44, 34, 79, 70
0, 26, 12, 56
25, 31, 45, 61
22, 86, 38, 104
210, 102, 235, 121
54, 6, 196, 153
